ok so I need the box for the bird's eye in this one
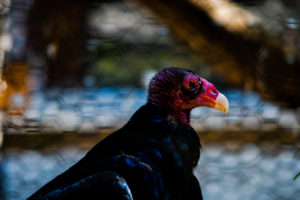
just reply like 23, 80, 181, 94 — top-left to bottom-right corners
189, 81, 196, 88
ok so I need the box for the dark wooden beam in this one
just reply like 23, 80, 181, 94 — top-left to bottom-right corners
132, 0, 300, 107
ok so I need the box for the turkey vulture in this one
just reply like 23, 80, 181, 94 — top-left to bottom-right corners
28, 67, 229, 200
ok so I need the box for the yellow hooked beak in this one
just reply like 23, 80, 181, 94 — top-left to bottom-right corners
214, 93, 229, 114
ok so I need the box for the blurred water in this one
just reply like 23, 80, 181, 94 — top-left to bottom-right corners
1, 88, 300, 200
4, 88, 300, 133
1, 144, 299, 200
196, 145, 300, 200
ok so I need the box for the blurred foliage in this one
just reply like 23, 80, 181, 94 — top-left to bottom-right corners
87, 41, 208, 87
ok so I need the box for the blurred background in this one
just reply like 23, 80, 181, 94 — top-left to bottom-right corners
0, 0, 299, 199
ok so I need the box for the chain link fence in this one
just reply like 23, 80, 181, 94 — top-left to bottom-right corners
0, 1, 299, 200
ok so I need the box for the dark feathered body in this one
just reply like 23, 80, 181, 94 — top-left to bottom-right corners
28, 67, 229, 200
28, 103, 202, 200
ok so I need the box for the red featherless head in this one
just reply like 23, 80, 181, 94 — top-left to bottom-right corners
148, 68, 229, 124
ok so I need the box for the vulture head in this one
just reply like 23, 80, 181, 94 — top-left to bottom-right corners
148, 68, 229, 124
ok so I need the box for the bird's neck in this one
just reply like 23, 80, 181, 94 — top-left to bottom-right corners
171, 107, 191, 125
147, 99, 191, 125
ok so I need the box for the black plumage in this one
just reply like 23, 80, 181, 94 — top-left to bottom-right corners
28, 104, 202, 200
28, 68, 229, 200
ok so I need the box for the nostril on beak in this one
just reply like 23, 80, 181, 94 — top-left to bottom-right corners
210, 85, 218, 96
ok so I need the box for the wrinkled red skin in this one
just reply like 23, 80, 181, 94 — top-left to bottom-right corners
148, 68, 221, 125
180, 75, 219, 110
